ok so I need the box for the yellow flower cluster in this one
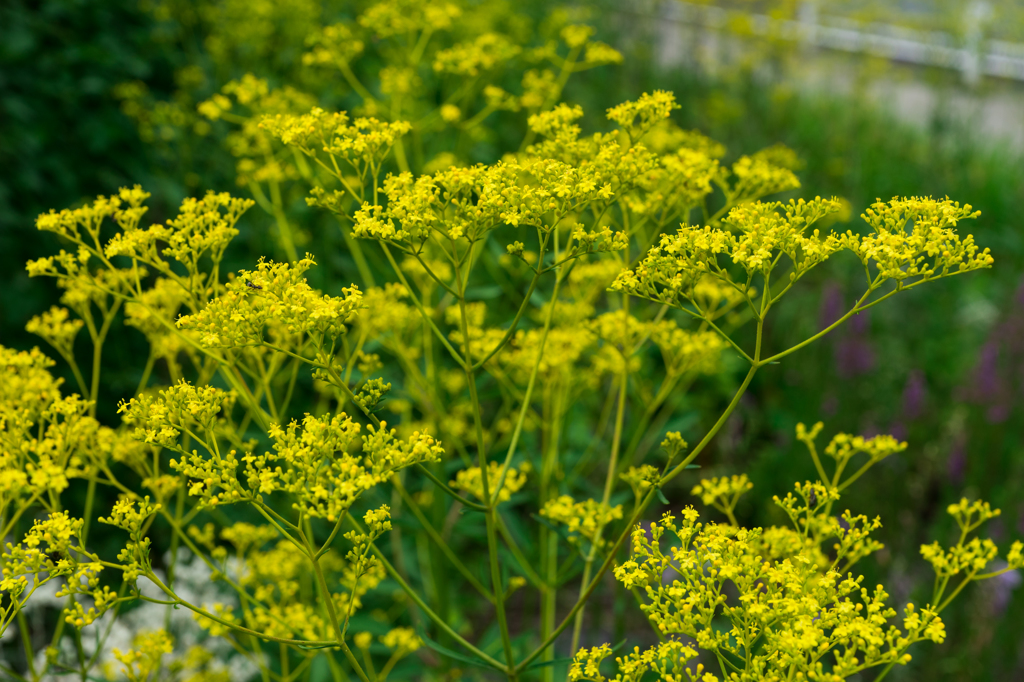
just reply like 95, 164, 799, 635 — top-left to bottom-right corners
796, 422, 909, 496
176, 256, 363, 348
353, 162, 527, 242
823, 430, 908, 464
25, 306, 84, 361
612, 506, 940, 679
357, 283, 419, 343
261, 108, 412, 167
119, 380, 236, 449
613, 197, 842, 305
556, 24, 623, 67
106, 190, 252, 269
100, 496, 162, 583
451, 461, 529, 504
33, 184, 151, 242
302, 23, 364, 67
113, 629, 174, 682
525, 103, 661, 197
380, 626, 421, 654
620, 465, 661, 499
650, 321, 728, 376
606, 90, 680, 140
920, 499, 1023, 579
540, 496, 623, 546
343, 505, 394, 587
236, 415, 441, 521
433, 33, 522, 77
848, 197, 993, 282
691, 474, 752, 520
0, 347, 129, 517
497, 326, 597, 386
358, 0, 460, 39
570, 640, 712, 682
123, 277, 191, 360
640, 121, 726, 158
0, 512, 116, 633
729, 153, 801, 203
198, 74, 317, 185
613, 196, 991, 319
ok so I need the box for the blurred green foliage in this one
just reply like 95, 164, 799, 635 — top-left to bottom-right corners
0, 0, 169, 349
2, 0, 1023, 679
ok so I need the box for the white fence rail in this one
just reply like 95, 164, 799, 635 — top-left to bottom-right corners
667, 2, 1024, 83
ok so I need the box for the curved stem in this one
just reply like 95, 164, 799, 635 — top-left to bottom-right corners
392, 477, 494, 603
414, 463, 487, 511
354, 523, 507, 672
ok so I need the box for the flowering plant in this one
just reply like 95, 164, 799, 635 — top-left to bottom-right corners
1, 2, 1017, 681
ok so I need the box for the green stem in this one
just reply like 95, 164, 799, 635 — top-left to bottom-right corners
489, 248, 558, 505
570, 366, 628, 655
308, 546, 372, 682
496, 513, 547, 589
392, 477, 494, 603
454, 274, 517, 679
413, 463, 487, 511
517, 361, 759, 672
357, 527, 507, 672
759, 287, 889, 365
88, 303, 120, 417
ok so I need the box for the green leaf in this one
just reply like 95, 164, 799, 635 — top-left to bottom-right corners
524, 656, 574, 671
416, 630, 504, 671
655, 487, 670, 504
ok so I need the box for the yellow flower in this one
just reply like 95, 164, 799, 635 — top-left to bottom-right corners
451, 461, 528, 504
540, 495, 623, 545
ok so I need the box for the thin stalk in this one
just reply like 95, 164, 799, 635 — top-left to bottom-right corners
517, 361, 760, 672
392, 477, 494, 603
360, 531, 507, 672
308, 546, 372, 682
88, 303, 120, 417
455, 275, 518, 678
488, 250, 559, 505
496, 513, 547, 589
570, 366, 628, 654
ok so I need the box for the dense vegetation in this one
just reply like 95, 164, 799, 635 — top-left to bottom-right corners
2, 1, 1022, 680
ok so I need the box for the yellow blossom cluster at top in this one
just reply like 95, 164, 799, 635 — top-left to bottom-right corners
302, 23, 364, 66
433, 33, 522, 77
612, 196, 992, 329
606, 90, 680, 140
198, 74, 317, 185
29, 186, 253, 311
358, 0, 460, 39
260, 108, 412, 168
691, 474, 753, 524
176, 256, 363, 348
